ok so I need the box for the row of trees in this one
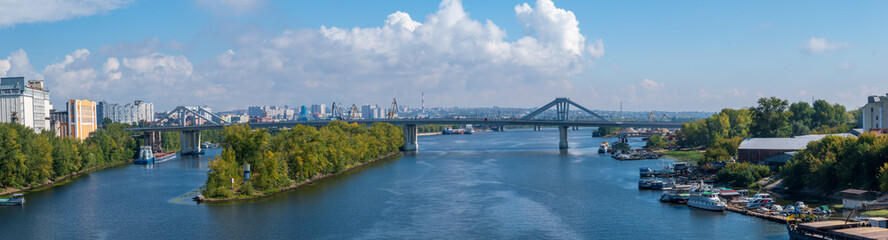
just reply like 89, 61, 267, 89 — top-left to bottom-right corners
0, 122, 137, 189
202, 121, 404, 198
676, 97, 853, 148
780, 133, 888, 192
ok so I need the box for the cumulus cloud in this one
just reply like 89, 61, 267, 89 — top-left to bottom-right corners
0, 49, 41, 79
801, 37, 847, 54
0, 0, 130, 28
195, 0, 605, 107
12, 0, 605, 109
36, 48, 197, 106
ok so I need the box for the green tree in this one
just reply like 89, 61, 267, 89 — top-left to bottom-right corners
51, 137, 82, 178
644, 135, 668, 150
789, 101, 814, 128
879, 163, 888, 192
203, 148, 241, 198
749, 97, 791, 137
0, 124, 27, 188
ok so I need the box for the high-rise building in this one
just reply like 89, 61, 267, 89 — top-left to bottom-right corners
97, 100, 154, 124
247, 106, 266, 118
65, 99, 97, 141
362, 105, 380, 119
311, 104, 326, 118
299, 105, 308, 119
0, 77, 51, 132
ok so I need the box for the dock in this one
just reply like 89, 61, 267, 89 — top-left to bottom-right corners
725, 204, 787, 224
788, 220, 888, 240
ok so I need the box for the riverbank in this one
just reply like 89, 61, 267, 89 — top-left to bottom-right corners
197, 151, 402, 204
0, 158, 134, 197
418, 132, 441, 136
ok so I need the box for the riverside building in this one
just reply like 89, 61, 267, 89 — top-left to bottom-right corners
0, 77, 51, 132
863, 94, 888, 130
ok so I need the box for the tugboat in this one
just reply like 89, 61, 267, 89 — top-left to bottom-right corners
0, 194, 25, 206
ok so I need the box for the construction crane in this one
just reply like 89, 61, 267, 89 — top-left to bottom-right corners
648, 111, 671, 122
347, 104, 360, 120
331, 102, 345, 120
386, 98, 399, 119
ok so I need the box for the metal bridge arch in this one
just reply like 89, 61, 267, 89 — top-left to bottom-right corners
522, 98, 611, 122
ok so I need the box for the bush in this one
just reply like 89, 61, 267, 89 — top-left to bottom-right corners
239, 182, 254, 195
206, 186, 234, 198
717, 162, 770, 187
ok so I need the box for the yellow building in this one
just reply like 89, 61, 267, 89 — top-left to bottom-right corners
65, 99, 97, 140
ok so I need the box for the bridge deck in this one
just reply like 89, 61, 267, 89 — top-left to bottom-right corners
126, 119, 684, 132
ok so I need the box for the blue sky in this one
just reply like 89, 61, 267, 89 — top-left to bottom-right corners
0, 0, 886, 112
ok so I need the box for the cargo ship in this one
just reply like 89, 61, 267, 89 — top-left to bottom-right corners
134, 146, 177, 164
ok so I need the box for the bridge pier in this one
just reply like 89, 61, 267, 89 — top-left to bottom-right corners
180, 130, 203, 155
144, 131, 163, 153
559, 126, 569, 149
401, 124, 418, 151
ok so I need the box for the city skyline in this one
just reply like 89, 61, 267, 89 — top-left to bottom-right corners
0, 0, 885, 112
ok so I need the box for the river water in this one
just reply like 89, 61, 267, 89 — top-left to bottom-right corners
0, 128, 787, 239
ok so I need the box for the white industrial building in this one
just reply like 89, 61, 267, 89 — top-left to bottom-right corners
0, 77, 51, 132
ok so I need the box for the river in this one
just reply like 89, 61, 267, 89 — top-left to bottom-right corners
0, 128, 787, 239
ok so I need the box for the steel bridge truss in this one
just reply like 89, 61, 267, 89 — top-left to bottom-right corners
154, 106, 228, 126
521, 97, 611, 122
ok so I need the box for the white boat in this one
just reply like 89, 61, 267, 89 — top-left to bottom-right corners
0, 194, 25, 206
745, 193, 774, 208
660, 184, 692, 203
688, 190, 726, 211
598, 141, 610, 153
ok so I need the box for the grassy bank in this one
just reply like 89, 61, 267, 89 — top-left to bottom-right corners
662, 150, 704, 164
199, 151, 401, 203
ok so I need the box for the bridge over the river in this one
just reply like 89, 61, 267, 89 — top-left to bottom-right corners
127, 98, 685, 154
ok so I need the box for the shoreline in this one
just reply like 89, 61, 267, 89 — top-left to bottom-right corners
197, 151, 403, 204
0, 158, 134, 196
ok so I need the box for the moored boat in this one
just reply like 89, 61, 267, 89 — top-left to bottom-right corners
639, 167, 654, 177
638, 179, 656, 189
745, 193, 774, 208
688, 191, 726, 211
660, 184, 692, 203
134, 146, 156, 164
0, 194, 25, 206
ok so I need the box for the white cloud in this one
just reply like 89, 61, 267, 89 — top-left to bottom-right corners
37, 48, 196, 106
0, 0, 130, 28
192, 0, 605, 108
639, 79, 664, 91
15, 0, 606, 109
0, 49, 41, 79
801, 37, 847, 54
